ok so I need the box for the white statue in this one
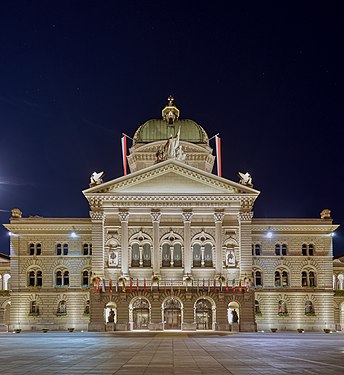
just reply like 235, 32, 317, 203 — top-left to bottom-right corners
164, 127, 180, 159
238, 172, 253, 187
90, 171, 104, 186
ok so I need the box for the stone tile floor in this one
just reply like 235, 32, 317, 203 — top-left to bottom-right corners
0, 331, 343, 374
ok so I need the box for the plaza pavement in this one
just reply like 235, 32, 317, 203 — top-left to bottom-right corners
0, 331, 343, 374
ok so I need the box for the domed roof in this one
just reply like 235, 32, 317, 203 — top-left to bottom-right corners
133, 97, 209, 145
133, 119, 209, 145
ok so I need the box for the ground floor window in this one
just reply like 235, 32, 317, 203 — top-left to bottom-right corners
195, 299, 212, 329
132, 298, 150, 329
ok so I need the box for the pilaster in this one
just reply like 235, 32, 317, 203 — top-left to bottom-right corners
90, 210, 104, 277
119, 210, 129, 276
214, 210, 224, 275
182, 210, 193, 275
150, 210, 161, 274
238, 211, 253, 278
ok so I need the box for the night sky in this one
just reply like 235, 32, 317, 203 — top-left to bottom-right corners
0, 1, 343, 255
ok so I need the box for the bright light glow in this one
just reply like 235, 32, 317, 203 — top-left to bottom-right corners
331, 232, 336, 237
266, 231, 273, 238
70, 231, 78, 238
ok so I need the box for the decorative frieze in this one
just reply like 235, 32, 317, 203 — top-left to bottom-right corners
237, 212, 253, 222
89, 211, 104, 221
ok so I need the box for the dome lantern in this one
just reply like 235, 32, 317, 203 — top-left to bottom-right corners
162, 95, 180, 125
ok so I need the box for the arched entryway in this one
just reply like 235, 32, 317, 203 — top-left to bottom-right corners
163, 298, 182, 330
195, 298, 213, 330
104, 302, 117, 324
228, 301, 240, 324
132, 298, 150, 330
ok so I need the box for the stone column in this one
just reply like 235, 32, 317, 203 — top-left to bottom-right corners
119, 210, 129, 276
151, 210, 161, 275
182, 210, 193, 275
237, 211, 253, 278
214, 210, 224, 275
90, 211, 104, 277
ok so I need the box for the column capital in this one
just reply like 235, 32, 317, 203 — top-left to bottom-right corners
89, 210, 104, 220
237, 211, 254, 222
150, 210, 161, 223
214, 210, 224, 223
182, 210, 193, 223
118, 210, 129, 222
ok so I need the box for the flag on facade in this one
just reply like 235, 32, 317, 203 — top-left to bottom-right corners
226, 280, 229, 293
136, 278, 139, 292
144, 278, 147, 292
130, 278, 133, 293
208, 279, 210, 293
94, 277, 100, 292
215, 134, 222, 177
101, 278, 106, 293
121, 134, 128, 176
109, 279, 113, 292
213, 278, 216, 291
122, 279, 126, 293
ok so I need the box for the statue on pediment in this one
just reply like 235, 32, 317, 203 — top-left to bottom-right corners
238, 172, 253, 188
90, 171, 104, 186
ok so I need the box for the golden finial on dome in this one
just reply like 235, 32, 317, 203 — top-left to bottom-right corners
162, 95, 180, 125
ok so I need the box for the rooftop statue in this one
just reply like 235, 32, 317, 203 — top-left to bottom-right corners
156, 127, 186, 162
238, 172, 253, 187
90, 171, 104, 186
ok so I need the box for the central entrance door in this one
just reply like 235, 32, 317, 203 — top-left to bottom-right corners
164, 298, 181, 329
195, 299, 212, 329
132, 298, 150, 329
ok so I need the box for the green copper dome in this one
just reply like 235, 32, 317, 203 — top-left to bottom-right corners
133, 119, 209, 145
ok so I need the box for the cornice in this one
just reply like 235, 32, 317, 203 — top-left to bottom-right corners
252, 224, 339, 233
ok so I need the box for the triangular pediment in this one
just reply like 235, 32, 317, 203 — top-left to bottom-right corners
83, 160, 259, 196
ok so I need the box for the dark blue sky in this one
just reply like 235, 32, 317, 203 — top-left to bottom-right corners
0, 1, 343, 255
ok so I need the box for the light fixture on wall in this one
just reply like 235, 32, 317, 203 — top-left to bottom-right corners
70, 227, 78, 238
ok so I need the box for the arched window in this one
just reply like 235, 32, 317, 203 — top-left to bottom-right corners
162, 243, 171, 267
305, 300, 315, 315
143, 243, 151, 267
204, 243, 212, 267
56, 243, 62, 256
275, 244, 281, 256
83, 243, 91, 255
55, 270, 69, 287
302, 244, 307, 256
29, 243, 35, 256
275, 271, 281, 287
281, 271, 289, 287
82, 270, 90, 287
302, 243, 315, 256
29, 243, 41, 256
301, 270, 317, 287
192, 243, 201, 267
275, 270, 289, 287
27, 269, 43, 287
252, 244, 261, 256
28, 271, 35, 286
131, 243, 140, 267
255, 300, 261, 315
173, 243, 182, 267
36, 243, 41, 255
63, 244, 68, 256
56, 271, 62, 286
281, 244, 287, 256
254, 271, 262, 287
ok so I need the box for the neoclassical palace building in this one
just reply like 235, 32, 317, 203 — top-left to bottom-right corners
1, 98, 344, 332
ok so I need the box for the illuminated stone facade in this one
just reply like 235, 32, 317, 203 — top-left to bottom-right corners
2, 99, 342, 332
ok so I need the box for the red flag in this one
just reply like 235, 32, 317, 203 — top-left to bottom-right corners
94, 277, 100, 293
226, 280, 229, 293
215, 135, 222, 177
232, 286, 236, 293
109, 279, 113, 292
144, 278, 147, 292
130, 278, 133, 292
121, 134, 128, 176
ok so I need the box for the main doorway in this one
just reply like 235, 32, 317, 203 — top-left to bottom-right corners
132, 298, 150, 330
195, 299, 213, 330
163, 298, 182, 330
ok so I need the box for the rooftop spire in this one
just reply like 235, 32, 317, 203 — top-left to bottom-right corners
162, 95, 180, 125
